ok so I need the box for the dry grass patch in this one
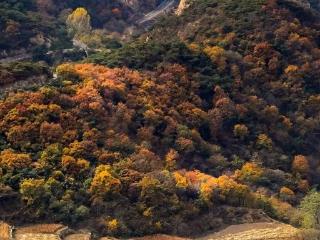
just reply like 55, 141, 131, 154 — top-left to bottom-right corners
300, 229, 320, 240
15, 233, 61, 240
15, 224, 65, 234
131, 235, 190, 240
0, 221, 11, 239
198, 222, 303, 240
65, 233, 91, 240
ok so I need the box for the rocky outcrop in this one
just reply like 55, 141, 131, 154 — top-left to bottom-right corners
176, 0, 190, 15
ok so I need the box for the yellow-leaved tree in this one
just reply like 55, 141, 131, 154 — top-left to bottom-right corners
90, 165, 121, 198
66, 7, 92, 38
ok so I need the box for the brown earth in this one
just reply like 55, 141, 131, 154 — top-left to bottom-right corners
15, 224, 66, 234
64, 233, 91, 240
197, 222, 319, 240
130, 234, 191, 240
1, 221, 320, 240
15, 233, 61, 240
0, 222, 11, 240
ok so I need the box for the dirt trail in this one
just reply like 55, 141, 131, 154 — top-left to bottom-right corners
0, 54, 32, 63
137, 0, 178, 24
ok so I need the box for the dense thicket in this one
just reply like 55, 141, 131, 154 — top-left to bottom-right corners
91, 0, 320, 163
0, 62, 50, 86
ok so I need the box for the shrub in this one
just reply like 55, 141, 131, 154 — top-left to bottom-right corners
256, 134, 273, 150
89, 165, 121, 198
233, 124, 249, 138
299, 190, 320, 229
20, 178, 46, 206
235, 162, 264, 184
292, 155, 309, 176
0, 149, 32, 170
279, 187, 295, 202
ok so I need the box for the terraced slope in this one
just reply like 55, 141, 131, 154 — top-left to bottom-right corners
198, 222, 316, 240
2, 221, 320, 240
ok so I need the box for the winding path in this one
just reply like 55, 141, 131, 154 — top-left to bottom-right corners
137, 0, 178, 25
0, 54, 32, 64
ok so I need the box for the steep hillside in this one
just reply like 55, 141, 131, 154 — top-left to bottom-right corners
90, 0, 320, 167
1, 0, 320, 238
0, 0, 177, 60
0, 0, 71, 58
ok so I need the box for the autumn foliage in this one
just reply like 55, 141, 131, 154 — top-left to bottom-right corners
1, 0, 320, 237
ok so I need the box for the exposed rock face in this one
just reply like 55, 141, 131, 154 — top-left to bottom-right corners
176, 0, 190, 15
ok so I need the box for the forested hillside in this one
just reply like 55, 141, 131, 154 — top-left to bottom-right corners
1, 0, 320, 238
0, 0, 173, 59
0, 0, 69, 58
